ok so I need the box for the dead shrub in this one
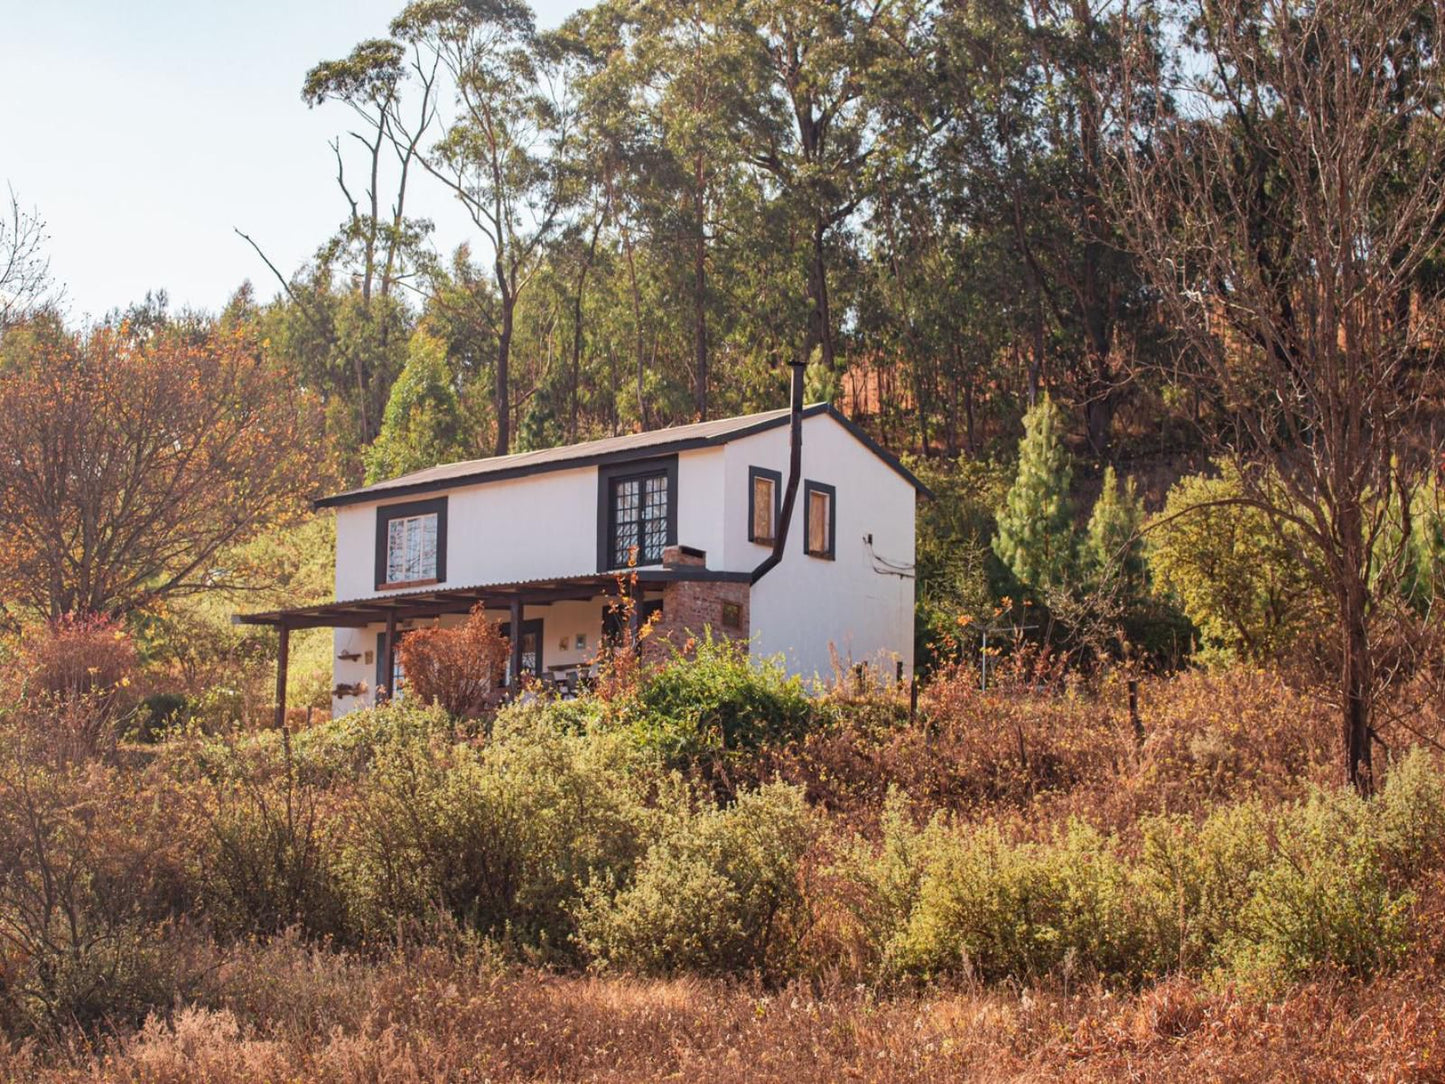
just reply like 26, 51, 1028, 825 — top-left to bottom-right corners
195, 731, 350, 942
0, 740, 203, 1037
395, 604, 508, 720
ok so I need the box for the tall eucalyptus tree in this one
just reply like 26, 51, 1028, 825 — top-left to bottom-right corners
392, 0, 574, 455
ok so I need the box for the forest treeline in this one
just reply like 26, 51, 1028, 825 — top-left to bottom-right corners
237, 0, 1211, 475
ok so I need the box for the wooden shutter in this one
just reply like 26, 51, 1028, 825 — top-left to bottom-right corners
752, 475, 774, 541
808, 489, 830, 553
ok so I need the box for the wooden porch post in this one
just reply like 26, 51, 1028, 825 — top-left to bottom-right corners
383, 609, 397, 702
509, 598, 524, 694
274, 623, 290, 730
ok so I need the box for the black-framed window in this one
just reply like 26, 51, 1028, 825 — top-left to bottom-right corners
597, 457, 677, 570
375, 496, 448, 589
748, 466, 782, 545
803, 480, 836, 559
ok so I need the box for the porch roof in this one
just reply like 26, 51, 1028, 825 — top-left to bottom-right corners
232, 567, 751, 631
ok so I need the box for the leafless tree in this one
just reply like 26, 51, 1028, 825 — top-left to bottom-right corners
0, 186, 62, 327
1114, 0, 1445, 789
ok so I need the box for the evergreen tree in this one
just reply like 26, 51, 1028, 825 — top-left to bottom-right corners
993, 394, 1076, 591
1084, 466, 1145, 588
363, 331, 467, 483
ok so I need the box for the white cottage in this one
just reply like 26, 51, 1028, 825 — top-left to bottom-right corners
239, 366, 927, 720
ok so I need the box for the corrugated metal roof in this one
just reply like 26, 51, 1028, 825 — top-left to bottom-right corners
315, 403, 929, 508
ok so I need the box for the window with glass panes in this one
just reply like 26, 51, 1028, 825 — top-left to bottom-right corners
385, 512, 438, 584
376, 631, 405, 699
610, 470, 669, 568
375, 497, 447, 590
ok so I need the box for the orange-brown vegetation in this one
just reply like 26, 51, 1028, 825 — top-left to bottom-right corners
2, 629, 1443, 1081
756, 664, 1337, 832
3, 937, 1445, 1082
395, 603, 510, 719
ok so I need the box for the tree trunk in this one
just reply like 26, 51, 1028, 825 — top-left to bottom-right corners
1078, 1, 1112, 457
1080, 232, 1114, 455
1341, 570, 1375, 793
1027, 278, 1045, 407
495, 273, 513, 457
620, 227, 648, 429
964, 376, 977, 456
914, 361, 930, 456
569, 214, 604, 443
806, 219, 836, 370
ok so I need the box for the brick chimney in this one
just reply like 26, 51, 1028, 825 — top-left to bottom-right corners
662, 544, 707, 568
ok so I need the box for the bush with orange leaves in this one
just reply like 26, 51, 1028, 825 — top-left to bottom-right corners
4, 614, 141, 762
15, 613, 137, 701
395, 605, 509, 722
753, 662, 1340, 831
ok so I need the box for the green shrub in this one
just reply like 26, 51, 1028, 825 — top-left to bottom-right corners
574, 781, 817, 977
336, 705, 649, 957
891, 820, 1142, 985
1132, 803, 1274, 974
631, 637, 815, 770
1227, 787, 1413, 987
134, 692, 190, 743
290, 698, 461, 780
828, 788, 956, 974
836, 753, 1445, 991
1373, 746, 1445, 882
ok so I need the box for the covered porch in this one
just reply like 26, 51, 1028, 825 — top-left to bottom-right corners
235, 564, 751, 727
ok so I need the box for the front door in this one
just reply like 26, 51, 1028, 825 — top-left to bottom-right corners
500, 618, 543, 686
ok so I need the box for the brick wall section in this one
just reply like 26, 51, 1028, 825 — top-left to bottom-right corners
645, 547, 751, 662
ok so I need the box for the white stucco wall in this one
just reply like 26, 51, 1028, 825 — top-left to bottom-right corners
721, 415, 917, 684
333, 447, 730, 601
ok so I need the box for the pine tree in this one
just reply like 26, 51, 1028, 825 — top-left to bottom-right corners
993, 394, 1076, 591
1084, 466, 1145, 588
363, 331, 467, 483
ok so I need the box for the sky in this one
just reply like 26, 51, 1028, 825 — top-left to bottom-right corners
0, 0, 581, 322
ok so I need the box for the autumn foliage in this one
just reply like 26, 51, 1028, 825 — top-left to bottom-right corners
395, 604, 510, 718
0, 651, 1444, 1078
0, 317, 319, 620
